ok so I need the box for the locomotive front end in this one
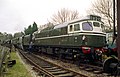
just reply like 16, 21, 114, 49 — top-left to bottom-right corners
67, 15, 106, 62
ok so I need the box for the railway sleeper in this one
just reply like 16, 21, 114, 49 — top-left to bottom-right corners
93, 70, 103, 74
48, 69, 62, 72
8, 60, 16, 67
2, 60, 16, 68
44, 67, 58, 70
51, 70, 69, 75
42, 65, 51, 68
85, 68, 93, 71
55, 72, 75, 77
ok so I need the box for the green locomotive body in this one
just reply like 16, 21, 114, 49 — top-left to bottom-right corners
34, 16, 106, 47
12, 37, 23, 49
20, 15, 106, 62
32, 15, 106, 61
22, 34, 32, 50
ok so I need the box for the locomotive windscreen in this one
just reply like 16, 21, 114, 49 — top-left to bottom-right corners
82, 22, 93, 31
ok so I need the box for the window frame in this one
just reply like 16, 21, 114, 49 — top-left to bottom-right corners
74, 23, 80, 31
93, 22, 100, 27
68, 23, 81, 33
68, 24, 74, 33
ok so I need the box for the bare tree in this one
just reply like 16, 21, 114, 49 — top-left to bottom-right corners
51, 8, 79, 24
38, 22, 54, 31
88, 0, 114, 30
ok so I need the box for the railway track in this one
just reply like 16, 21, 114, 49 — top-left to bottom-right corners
79, 64, 103, 74
19, 50, 88, 77
33, 52, 115, 77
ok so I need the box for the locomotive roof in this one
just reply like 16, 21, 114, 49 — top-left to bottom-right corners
54, 16, 92, 29
40, 26, 55, 32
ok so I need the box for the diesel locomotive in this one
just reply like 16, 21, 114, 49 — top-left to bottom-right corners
1, 1, 120, 75
21, 15, 106, 63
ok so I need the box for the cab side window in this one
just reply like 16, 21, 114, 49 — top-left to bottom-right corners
68, 24, 74, 33
69, 25, 73, 32
74, 24, 80, 31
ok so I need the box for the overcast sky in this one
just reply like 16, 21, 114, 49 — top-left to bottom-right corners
0, 0, 94, 34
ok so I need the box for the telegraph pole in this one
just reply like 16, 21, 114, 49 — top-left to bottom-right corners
117, 0, 120, 59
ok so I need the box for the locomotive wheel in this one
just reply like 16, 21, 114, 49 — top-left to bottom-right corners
103, 56, 118, 73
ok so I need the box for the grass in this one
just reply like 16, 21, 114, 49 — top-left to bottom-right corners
6, 51, 33, 77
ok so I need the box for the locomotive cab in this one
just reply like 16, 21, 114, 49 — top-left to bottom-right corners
65, 15, 106, 62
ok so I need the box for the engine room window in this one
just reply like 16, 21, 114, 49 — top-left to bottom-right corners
74, 24, 80, 31
82, 22, 93, 31
93, 22, 100, 27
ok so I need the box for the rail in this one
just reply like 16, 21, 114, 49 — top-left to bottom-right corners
19, 50, 88, 77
